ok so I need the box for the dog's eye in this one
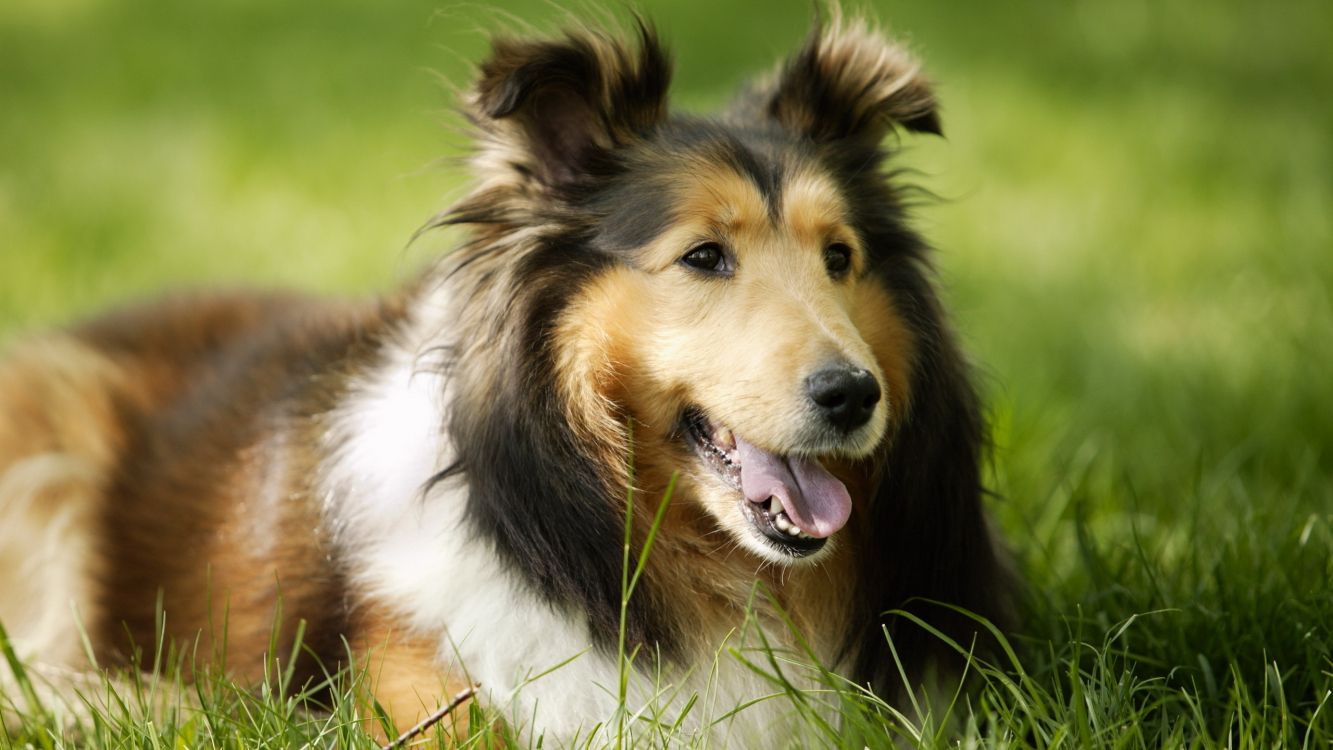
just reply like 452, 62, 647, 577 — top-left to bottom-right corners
680, 243, 728, 274
824, 243, 853, 277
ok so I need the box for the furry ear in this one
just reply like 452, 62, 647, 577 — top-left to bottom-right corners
762, 17, 941, 142
471, 22, 671, 188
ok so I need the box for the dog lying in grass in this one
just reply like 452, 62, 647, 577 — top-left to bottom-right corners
0, 11, 1010, 743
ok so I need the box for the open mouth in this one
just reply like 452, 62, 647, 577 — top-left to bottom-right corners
683, 409, 852, 559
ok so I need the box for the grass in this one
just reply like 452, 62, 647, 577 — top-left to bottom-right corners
2, 0, 1331, 746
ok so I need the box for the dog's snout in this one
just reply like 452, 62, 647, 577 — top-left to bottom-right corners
805, 364, 881, 433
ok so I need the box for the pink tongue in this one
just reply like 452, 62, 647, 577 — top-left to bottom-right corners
736, 436, 851, 539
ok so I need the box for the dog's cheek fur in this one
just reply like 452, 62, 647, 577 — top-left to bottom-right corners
552, 267, 727, 523
554, 267, 671, 442
551, 268, 798, 653
551, 259, 760, 538
847, 277, 916, 428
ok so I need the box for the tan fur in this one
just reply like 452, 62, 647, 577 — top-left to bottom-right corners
0, 337, 134, 667
630, 164, 890, 454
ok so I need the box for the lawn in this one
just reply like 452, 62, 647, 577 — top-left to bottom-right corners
1, 0, 1330, 746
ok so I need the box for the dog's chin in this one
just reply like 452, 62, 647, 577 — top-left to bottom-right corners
717, 488, 837, 566
680, 408, 857, 566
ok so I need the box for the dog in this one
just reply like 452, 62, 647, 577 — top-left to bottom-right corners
0, 13, 1010, 743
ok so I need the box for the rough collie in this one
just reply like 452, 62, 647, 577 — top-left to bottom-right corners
0, 14, 1010, 743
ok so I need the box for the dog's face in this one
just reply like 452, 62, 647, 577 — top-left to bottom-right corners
627, 157, 893, 460
568, 143, 920, 564
464, 19, 940, 565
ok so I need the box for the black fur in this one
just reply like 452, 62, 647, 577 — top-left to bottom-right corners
842, 156, 1011, 690
430, 239, 678, 655
590, 120, 798, 253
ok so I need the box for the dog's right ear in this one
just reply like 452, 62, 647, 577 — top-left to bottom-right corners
747, 15, 941, 144
471, 23, 671, 190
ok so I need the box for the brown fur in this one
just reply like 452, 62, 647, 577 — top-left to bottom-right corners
349, 606, 479, 741
72, 295, 390, 680
0, 294, 410, 728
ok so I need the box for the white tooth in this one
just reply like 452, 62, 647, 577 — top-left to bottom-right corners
766, 497, 778, 515
715, 427, 735, 450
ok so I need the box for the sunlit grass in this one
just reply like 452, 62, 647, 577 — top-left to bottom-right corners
2, 0, 1331, 747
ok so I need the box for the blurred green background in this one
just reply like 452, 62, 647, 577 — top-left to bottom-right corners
1, 0, 1331, 735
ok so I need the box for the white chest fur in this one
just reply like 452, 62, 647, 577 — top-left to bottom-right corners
321, 304, 822, 743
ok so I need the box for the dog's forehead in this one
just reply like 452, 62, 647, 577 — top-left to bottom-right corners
597, 129, 852, 260
670, 158, 848, 241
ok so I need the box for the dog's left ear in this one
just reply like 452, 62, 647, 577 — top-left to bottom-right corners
471, 22, 671, 189
760, 18, 941, 142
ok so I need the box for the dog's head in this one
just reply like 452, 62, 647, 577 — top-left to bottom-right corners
442, 16, 1008, 683
450, 17, 942, 567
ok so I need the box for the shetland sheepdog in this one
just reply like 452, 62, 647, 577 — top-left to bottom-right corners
0, 13, 1010, 743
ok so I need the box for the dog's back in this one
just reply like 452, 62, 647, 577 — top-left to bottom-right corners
0, 293, 390, 687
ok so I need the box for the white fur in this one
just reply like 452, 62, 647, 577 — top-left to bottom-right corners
0, 452, 98, 667
322, 286, 823, 744
0, 452, 106, 732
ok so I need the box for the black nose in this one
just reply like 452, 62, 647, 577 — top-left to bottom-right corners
806, 364, 881, 433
